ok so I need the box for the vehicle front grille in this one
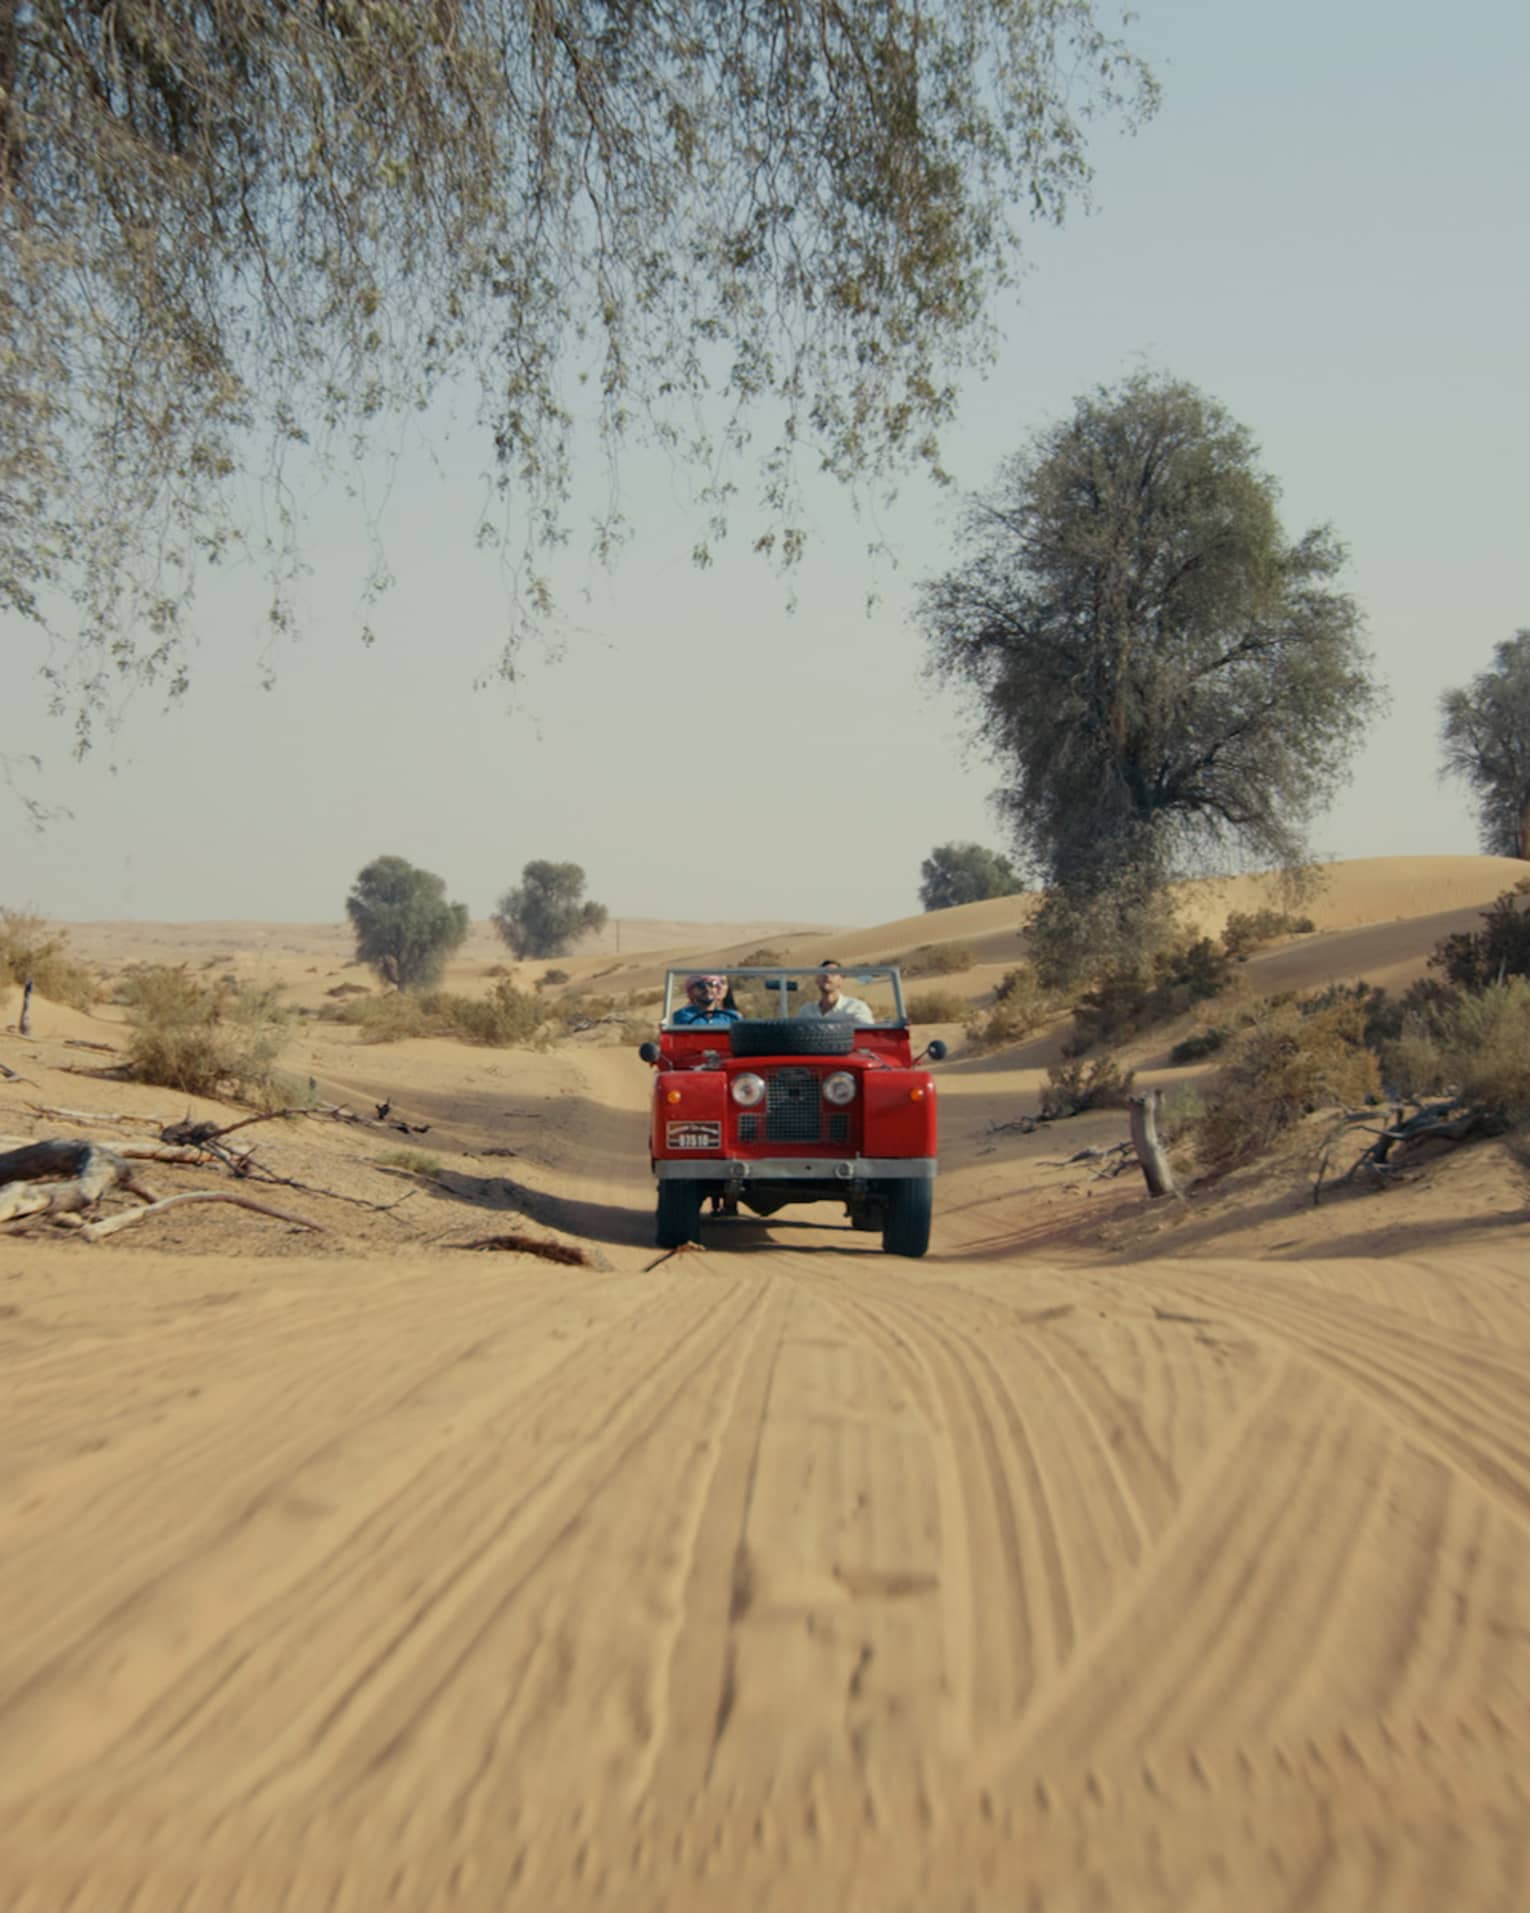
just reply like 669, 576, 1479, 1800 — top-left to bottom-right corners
766, 1067, 821, 1143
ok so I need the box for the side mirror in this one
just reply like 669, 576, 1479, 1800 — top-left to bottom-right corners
915, 1038, 948, 1065
638, 1041, 661, 1065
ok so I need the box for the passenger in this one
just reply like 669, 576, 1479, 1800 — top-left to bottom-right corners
672, 972, 742, 1027
797, 959, 874, 1024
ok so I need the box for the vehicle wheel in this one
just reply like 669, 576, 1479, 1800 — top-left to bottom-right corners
881, 1179, 932, 1258
656, 1181, 704, 1249
730, 1018, 855, 1058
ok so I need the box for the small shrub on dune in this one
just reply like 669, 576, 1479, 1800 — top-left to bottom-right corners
736, 947, 784, 969
1432, 979, 1530, 1127
1169, 1025, 1230, 1065
905, 988, 968, 1024
1038, 1054, 1135, 1120
1429, 882, 1530, 990
536, 968, 570, 990
1071, 937, 1236, 1051
1220, 908, 1316, 960
0, 909, 100, 1010
123, 968, 289, 1100
1194, 997, 1381, 1175
902, 942, 974, 979
964, 966, 1056, 1053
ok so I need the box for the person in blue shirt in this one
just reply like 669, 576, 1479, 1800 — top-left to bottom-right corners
672, 972, 741, 1026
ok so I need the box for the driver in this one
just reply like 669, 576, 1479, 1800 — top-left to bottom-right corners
672, 972, 741, 1026
797, 959, 874, 1023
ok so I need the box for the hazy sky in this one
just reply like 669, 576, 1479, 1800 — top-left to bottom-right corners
5, 0, 1527, 929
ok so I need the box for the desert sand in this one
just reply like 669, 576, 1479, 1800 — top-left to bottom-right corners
2, 855, 1529, 1910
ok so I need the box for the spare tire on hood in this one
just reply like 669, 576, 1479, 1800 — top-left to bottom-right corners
728, 1018, 856, 1058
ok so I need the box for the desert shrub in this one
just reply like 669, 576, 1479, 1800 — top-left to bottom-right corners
905, 988, 968, 1023
1169, 1025, 1231, 1065
964, 967, 1057, 1053
1195, 996, 1382, 1175
537, 968, 571, 989
1072, 936, 1236, 1050
337, 978, 544, 1046
1038, 1053, 1135, 1120
435, 978, 545, 1045
326, 981, 371, 998
1221, 908, 1317, 959
1156, 1084, 1205, 1146
902, 942, 974, 978
338, 993, 439, 1042
122, 967, 289, 1100
0, 909, 99, 1009
1430, 979, 1530, 1125
1430, 882, 1530, 990
376, 1149, 443, 1179
736, 947, 784, 969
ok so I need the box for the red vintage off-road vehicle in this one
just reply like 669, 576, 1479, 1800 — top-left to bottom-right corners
638, 964, 945, 1257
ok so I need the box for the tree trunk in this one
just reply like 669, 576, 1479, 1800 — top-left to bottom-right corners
19, 976, 32, 1036
1519, 787, 1530, 862
1127, 1089, 1180, 1199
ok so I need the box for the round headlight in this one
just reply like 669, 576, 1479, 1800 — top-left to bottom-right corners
822, 1071, 856, 1106
731, 1072, 766, 1107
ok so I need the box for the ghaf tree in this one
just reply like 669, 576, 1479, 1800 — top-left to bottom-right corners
0, 0, 1156, 752
919, 842, 1023, 911
494, 863, 608, 960
346, 856, 470, 989
921, 372, 1381, 976
1439, 630, 1530, 860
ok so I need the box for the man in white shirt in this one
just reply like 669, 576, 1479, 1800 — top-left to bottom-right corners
797, 959, 874, 1023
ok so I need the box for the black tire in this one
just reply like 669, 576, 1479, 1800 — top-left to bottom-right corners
881, 1179, 933, 1258
656, 1180, 704, 1249
729, 1018, 855, 1058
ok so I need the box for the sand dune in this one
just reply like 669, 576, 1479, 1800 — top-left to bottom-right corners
2, 856, 1528, 1909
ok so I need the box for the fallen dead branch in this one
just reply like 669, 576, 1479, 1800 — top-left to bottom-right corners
1313, 1096, 1504, 1205
78, 1190, 328, 1242
455, 1232, 592, 1266
63, 1038, 119, 1054
26, 1104, 167, 1128
0, 1140, 156, 1225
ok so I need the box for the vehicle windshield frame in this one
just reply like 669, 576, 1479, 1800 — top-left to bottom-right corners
661, 965, 905, 1029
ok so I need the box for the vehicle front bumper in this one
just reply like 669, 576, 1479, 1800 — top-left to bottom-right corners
653, 1157, 935, 1182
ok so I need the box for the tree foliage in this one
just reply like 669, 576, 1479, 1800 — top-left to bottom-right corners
493, 861, 607, 959
1429, 881, 1530, 991
1, 0, 1155, 748
921, 371, 1381, 976
918, 841, 1023, 911
345, 855, 470, 988
1439, 631, 1530, 860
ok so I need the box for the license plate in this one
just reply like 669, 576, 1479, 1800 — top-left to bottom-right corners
667, 1121, 721, 1149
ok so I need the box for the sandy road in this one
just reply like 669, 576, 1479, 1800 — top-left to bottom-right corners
2, 1051, 1529, 1909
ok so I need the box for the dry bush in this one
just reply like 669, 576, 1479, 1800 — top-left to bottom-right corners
0, 909, 100, 1010
1070, 937, 1236, 1052
905, 988, 968, 1023
377, 1149, 444, 1179
1435, 979, 1530, 1125
1038, 1053, 1135, 1119
1195, 996, 1381, 1175
1168, 1024, 1231, 1064
536, 967, 571, 989
1429, 882, 1530, 990
736, 947, 784, 969
335, 978, 545, 1046
122, 968, 290, 1101
902, 942, 974, 978
964, 966, 1056, 1053
1220, 907, 1316, 959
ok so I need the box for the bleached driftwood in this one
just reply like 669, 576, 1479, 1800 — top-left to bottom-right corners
0, 1140, 155, 1225
1127, 1090, 1181, 1200
79, 1190, 327, 1242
